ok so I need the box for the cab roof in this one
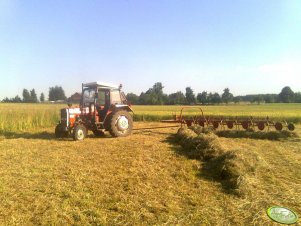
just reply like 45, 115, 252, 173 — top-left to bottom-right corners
83, 81, 121, 90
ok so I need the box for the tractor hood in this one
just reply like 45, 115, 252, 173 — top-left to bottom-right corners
68, 107, 81, 114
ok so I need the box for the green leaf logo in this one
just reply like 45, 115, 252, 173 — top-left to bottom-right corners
267, 206, 298, 224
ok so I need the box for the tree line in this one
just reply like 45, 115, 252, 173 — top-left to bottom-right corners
1, 82, 300, 104
126, 83, 301, 105
1, 86, 66, 103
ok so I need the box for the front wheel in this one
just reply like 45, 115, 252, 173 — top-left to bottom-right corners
55, 124, 62, 138
73, 124, 87, 141
108, 110, 133, 137
55, 124, 69, 138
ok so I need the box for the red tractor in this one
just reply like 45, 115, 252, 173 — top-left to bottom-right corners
55, 82, 134, 140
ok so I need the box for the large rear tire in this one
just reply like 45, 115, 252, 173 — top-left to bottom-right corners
108, 110, 133, 137
73, 124, 87, 141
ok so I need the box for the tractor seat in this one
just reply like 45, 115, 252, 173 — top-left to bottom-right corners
97, 105, 109, 121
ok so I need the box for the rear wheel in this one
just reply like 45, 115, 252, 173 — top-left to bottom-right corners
73, 124, 87, 141
108, 110, 133, 137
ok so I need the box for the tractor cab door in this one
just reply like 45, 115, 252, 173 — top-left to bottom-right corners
96, 89, 110, 121
82, 88, 98, 122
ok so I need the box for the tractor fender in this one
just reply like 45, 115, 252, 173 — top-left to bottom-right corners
114, 104, 134, 113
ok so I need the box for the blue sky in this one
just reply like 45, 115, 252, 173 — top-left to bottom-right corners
0, 0, 300, 99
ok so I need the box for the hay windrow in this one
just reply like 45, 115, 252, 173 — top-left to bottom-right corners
175, 127, 261, 195
216, 130, 299, 140
176, 127, 225, 160
190, 125, 299, 140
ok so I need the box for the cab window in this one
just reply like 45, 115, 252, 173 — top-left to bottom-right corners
111, 90, 121, 104
97, 90, 110, 106
97, 90, 106, 105
83, 89, 95, 107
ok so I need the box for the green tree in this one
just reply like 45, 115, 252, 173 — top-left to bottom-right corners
233, 96, 241, 104
168, 91, 186, 105
138, 82, 166, 105
1, 97, 9, 103
278, 86, 294, 103
30, 89, 38, 103
126, 93, 139, 104
2, 95, 22, 103
254, 95, 264, 104
13, 95, 22, 103
197, 91, 207, 104
138, 92, 148, 104
264, 94, 276, 103
49, 86, 67, 101
211, 92, 221, 104
294, 92, 301, 103
221, 88, 233, 104
207, 92, 213, 104
40, 93, 45, 102
185, 87, 196, 104
152, 82, 165, 105
22, 89, 31, 102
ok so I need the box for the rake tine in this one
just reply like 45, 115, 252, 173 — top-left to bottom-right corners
161, 108, 295, 132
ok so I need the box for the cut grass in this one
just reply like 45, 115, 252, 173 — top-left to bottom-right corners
215, 130, 299, 140
0, 122, 300, 225
189, 124, 300, 140
174, 127, 261, 196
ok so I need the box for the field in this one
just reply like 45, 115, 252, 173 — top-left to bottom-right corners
133, 104, 301, 123
0, 103, 300, 132
0, 103, 300, 225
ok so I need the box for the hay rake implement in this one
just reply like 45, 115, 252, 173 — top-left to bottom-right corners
161, 107, 295, 131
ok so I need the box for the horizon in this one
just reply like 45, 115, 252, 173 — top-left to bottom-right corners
1, 82, 300, 100
0, 81, 301, 101
1, 0, 301, 99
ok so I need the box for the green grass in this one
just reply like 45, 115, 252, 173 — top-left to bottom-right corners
0, 103, 300, 133
0, 103, 62, 133
132, 104, 301, 123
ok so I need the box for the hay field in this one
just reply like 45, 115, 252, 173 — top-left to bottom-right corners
133, 104, 301, 122
0, 103, 300, 133
0, 103, 62, 132
0, 122, 300, 225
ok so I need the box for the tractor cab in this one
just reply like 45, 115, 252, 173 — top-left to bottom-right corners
55, 82, 133, 141
81, 82, 128, 122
